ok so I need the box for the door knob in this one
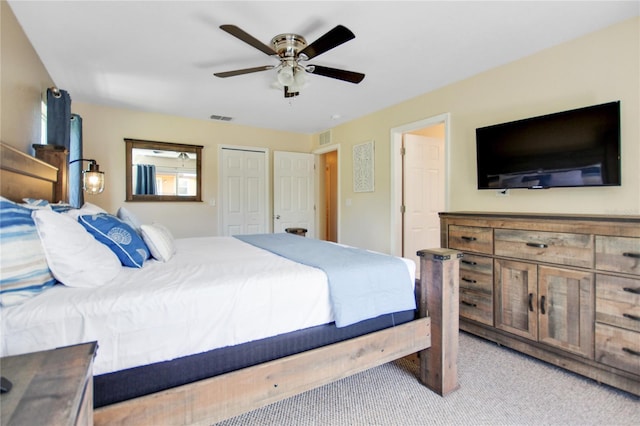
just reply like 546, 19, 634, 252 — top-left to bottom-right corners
275, 215, 281, 219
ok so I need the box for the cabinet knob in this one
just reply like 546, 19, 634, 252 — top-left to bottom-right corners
526, 242, 548, 249
622, 313, 640, 322
528, 293, 534, 312
622, 347, 640, 357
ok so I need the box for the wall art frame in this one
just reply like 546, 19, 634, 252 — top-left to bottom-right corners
353, 140, 375, 193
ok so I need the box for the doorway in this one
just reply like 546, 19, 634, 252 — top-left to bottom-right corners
314, 145, 340, 242
390, 114, 449, 265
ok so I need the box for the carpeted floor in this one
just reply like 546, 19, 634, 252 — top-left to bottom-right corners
215, 331, 639, 425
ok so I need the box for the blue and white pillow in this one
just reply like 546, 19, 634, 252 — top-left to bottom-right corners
0, 197, 56, 306
22, 198, 74, 212
78, 213, 150, 268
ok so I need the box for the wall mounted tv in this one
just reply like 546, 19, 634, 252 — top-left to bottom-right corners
476, 101, 621, 190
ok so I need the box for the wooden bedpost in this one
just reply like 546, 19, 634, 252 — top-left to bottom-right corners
417, 248, 461, 396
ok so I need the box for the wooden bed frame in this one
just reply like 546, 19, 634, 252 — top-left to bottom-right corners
0, 141, 460, 425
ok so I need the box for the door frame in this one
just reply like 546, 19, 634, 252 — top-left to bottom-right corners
217, 144, 270, 235
389, 113, 451, 257
313, 143, 341, 243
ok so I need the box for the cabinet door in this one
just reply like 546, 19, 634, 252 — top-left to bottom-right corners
495, 259, 538, 340
538, 266, 594, 358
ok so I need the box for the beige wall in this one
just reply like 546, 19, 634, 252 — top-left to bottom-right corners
72, 102, 312, 237
0, 0, 54, 149
3, 2, 638, 250
319, 17, 639, 253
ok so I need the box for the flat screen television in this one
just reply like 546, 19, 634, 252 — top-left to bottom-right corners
476, 101, 621, 189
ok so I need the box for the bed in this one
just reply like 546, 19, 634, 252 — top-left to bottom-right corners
0, 142, 460, 425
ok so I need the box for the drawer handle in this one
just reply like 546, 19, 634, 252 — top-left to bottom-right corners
623, 252, 640, 259
623, 313, 640, 322
540, 295, 546, 315
461, 236, 477, 242
528, 293, 534, 312
461, 277, 477, 284
622, 347, 640, 357
461, 260, 477, 266
461, 300, 477, 308
526, 242, 548, 249
623, 287, 640, 295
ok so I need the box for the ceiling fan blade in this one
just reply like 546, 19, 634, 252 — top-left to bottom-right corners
214, 65, 274, 78
308, 65, 365, 84
299, 25, 355, 60
220, 25, 277, 56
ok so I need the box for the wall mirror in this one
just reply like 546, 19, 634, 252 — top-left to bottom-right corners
125, 138, 203, 202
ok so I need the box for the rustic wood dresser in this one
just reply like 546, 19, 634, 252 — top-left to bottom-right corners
440, 212, 639, 396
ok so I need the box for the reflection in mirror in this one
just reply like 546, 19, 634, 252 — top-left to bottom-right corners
125, 139, 203, 202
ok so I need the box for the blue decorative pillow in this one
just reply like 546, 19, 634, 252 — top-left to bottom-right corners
78, 213, 150, 268
0, 197, 56, 306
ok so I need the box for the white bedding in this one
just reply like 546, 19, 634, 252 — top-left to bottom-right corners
1, 236, 415, 376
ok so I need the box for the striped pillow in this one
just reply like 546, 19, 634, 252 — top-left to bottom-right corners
0, 197, 56, 306
140, 223, 176, 262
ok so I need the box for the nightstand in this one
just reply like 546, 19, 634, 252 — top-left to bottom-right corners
1, 342, 97, 426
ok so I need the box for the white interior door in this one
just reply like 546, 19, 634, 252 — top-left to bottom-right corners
220, 147, 268, 236
403, 134, 445, 274
274, 151, 315, 237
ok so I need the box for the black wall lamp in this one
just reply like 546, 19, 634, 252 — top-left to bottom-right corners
69, 159, 105, 194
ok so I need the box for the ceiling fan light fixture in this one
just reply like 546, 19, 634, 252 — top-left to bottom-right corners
277, 65, 295, 86
215, 25, 364, 98
294, 67, 308, 87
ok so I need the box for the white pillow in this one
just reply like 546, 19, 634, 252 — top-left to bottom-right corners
140, 223, 176, 262
117, 206, 142, 233
32, 209, 121, 288
64, 202, 107, 220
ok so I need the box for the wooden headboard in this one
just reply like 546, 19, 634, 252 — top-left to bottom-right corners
0, 142, 59, 203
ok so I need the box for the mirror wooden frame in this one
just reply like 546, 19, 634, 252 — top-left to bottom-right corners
125, 138, 203, 202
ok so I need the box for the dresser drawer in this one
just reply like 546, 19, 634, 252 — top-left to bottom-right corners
448, 225, 493, 254
460, 288, 493, 326
596, 236, 640, 276
459, 253, 493, 294
596, 274, 640, 332
494, 229, 593, 268
596, 323, 640, 375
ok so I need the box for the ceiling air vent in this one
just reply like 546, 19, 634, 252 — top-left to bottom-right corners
319, 130, 332, 145
210, 114, 233, 121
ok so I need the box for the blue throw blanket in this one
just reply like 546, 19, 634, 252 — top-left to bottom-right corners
235, 233, 416, 327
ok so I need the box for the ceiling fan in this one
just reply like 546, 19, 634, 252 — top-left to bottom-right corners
213, 24, 365, 98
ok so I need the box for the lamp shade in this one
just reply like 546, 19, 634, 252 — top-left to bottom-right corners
277, 65, 295, 86
81, 161, 105, 194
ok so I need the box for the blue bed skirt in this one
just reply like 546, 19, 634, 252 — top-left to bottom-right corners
94, 309, 415, 408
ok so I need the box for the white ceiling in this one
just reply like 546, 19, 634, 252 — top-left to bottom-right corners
8, 1, 639, 134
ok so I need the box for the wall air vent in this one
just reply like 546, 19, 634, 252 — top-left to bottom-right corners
210, 114, 233, 121
319, 130, 332, 145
